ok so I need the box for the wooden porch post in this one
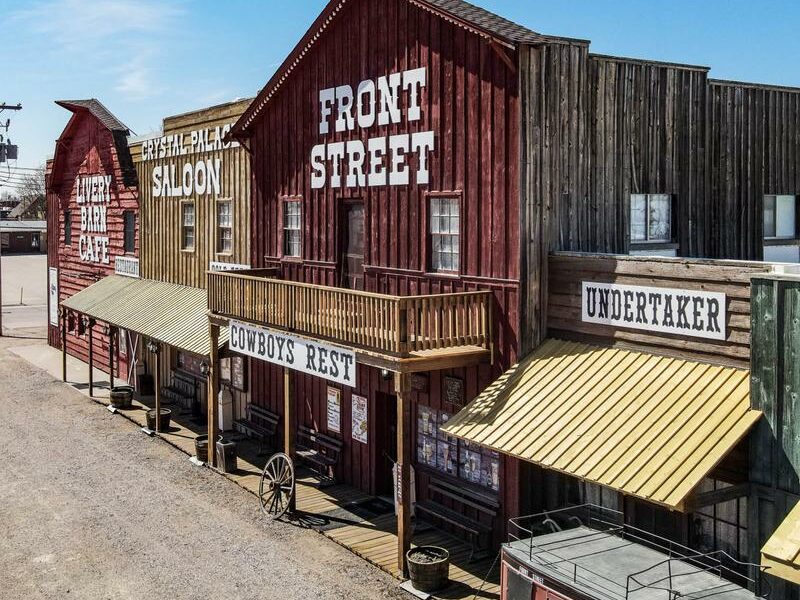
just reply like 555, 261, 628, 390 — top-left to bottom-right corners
108, 326, 115, 387
60, 308, 67, 382
153, 342, 162, 432
284, 367, 295, 512
86, 317, 95, 397
395, 371, 412, 577
208, 322, 220, 467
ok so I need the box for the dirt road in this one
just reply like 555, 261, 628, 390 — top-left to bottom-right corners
0, 335, 403, 600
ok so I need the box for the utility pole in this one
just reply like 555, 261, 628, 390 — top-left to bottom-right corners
0, 102, 22, 336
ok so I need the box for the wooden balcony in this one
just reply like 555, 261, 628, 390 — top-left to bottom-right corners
207, 271, 493, 366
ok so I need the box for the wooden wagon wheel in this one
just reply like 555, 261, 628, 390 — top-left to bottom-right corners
259, 452, 295, 519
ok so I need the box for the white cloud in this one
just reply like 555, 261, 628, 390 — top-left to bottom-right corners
12, 0, 184, 100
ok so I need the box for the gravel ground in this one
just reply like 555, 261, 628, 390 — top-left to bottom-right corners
0, 335, 404, 600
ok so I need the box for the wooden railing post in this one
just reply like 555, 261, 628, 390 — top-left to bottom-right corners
208, 322, 220, 467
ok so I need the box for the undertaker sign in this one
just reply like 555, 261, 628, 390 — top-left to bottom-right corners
581, 282, 727, 341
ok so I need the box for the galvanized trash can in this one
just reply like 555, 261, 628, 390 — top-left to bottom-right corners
216, 437, 238, 473
194, 434, 209, 463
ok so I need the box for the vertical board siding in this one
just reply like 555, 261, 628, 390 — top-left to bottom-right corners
706, 82, 800, 260
245, 0, 520, 531
130, 100, 252, 289
547, 253, 771, 367
46, 111, 139, 374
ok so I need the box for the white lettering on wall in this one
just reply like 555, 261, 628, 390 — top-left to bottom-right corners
75, 174, 112, 264
311, 68, 435, 189
142, 123, 237, 200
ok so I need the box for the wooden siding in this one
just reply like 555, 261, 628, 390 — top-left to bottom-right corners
519, 46, 710, 351
130, 99, 251, 288
546, 252, 771, 367
750, 275, 800, 599
706, 81, 800, 260
242, 0, 522, 528
46, 110, 139, 375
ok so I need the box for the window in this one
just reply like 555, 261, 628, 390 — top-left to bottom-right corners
764, 195, 796, 239
217, 200, 233, 254
283, 200, 302, 258
690, 478, 749, 567
630, 194, 672, 244
181, 202, 195, 250
417, 405, 499, 492
429, 196, 460, 272
123, 211, 135, 253
64, 210, 72, 245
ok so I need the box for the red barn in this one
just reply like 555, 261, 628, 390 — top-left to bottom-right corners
47, 100, 139, 380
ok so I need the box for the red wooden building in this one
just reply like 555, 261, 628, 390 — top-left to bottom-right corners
46, 99, 139, 379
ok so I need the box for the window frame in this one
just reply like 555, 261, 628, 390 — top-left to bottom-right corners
180, 200, 196, 252
64, 210, 72, 246
123, 210, 136, 254
216, 199, 234, 255
425, 191, 463, 276
763, 194, 798, 243
281, 197, 303, 260
629, 193, 676, 247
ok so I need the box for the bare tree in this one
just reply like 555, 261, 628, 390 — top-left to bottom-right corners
9, 166, 46, 219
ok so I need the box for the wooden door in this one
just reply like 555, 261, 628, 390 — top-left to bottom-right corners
374, 392, 397, 497
340, 202, 365, 290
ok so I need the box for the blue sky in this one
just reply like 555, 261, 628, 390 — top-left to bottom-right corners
5, 0, 800, 176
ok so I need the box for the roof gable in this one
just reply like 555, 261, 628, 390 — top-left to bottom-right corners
229, 0, 540, 139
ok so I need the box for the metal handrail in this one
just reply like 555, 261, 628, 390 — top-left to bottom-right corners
508, 504, 767, 600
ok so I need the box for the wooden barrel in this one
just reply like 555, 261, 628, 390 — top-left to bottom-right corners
146, 408, 172, 432
407, 546, 450, 593
110, 386, 134, 409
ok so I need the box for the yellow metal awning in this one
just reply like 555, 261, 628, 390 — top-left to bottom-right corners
62, 275, 226, 357
441, 339, 761, 510
762, 500, 800, 584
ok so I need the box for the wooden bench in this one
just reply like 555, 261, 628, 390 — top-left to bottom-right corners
161, 371, 196, 412
234, 404, 280, 455
416, 476, 500, 561
296, 425, 343, 485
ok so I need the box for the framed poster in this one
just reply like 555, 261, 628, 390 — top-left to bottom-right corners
351, 394, 368, 444
231, 356, 247, 392
443, 376, 465, 408
327, 387, 341, 433
48, 267, 58, 326
220, 357, 232, 383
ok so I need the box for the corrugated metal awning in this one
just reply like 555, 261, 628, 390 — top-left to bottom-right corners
762, 500, 800, 584
440, 339, 761, 510
62, 275, 226, 357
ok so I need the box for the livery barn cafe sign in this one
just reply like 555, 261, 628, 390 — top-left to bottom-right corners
311, 67, 435, 189
581, 282, 727, 341
76, 174, 112, 264
229, 320, 356, 387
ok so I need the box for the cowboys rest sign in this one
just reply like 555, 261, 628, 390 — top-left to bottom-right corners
229, 320, 357, 387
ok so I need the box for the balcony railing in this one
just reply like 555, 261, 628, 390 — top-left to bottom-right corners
207, 271, 493, 357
